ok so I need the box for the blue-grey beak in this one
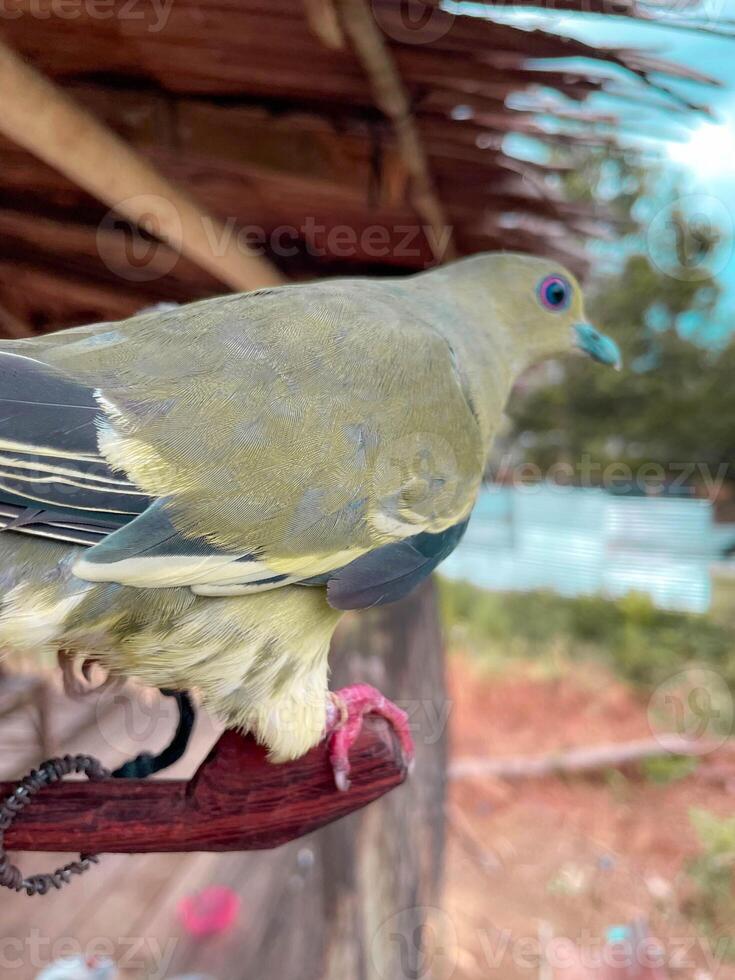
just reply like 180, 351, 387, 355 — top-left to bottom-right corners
573, 323, 622, 370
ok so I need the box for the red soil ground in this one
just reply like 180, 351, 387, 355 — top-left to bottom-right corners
444, 654, 735, 980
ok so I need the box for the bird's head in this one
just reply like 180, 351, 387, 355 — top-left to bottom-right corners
487, 253, 622, 373
444, 252, 622, 375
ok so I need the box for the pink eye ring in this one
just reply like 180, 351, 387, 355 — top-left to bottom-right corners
538, 274, 571, 311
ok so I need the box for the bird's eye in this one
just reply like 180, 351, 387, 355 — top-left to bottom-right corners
538, 275, 571, 312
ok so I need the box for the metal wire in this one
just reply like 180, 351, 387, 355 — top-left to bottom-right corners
0, 754, 109, 896
112, 690, 195, 779
0, 689, 196, 895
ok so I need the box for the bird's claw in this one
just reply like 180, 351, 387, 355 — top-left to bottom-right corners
325, 683, 414, 791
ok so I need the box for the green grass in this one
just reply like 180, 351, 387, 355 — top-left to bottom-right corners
640, 754, 699, 784
710, 573, 735, 632
437, 576, 735, 692
685, 809, 735, 948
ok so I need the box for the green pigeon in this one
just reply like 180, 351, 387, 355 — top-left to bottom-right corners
0, 253, 620, 786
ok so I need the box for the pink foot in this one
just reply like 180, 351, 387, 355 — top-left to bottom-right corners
325, 683, 415, 791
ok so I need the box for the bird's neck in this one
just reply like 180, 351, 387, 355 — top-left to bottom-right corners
404, 268, 526, 447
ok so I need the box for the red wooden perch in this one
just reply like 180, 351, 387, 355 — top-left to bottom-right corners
1, 717, 408, 854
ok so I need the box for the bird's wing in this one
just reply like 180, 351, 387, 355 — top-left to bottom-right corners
0, 351, 148, 546
320, 519, 469, 609
1, 282, 485, 591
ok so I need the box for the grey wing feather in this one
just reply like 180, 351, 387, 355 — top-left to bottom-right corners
0, 351, 148, 545
0, 351, 101, 455
323, 518, 469, 609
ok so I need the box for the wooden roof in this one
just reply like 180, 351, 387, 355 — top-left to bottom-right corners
0, 0, 724, 332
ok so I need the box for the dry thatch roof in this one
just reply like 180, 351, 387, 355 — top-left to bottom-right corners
0, 0, 726, 333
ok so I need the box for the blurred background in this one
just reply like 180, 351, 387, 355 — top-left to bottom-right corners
1, 1, 735, 978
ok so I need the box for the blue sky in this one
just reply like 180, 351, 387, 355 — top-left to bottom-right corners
450, 3, 735, 342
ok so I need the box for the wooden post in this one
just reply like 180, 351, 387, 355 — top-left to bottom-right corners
159, 579, 449, 980
318, 578, 449, 980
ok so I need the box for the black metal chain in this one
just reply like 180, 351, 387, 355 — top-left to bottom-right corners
0, 689, 196, 895
0, 754, 109, 896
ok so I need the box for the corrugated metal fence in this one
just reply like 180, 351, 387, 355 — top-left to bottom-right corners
441, 486, 735, 613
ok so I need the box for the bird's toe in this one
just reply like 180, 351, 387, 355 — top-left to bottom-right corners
324, 682, 414, 791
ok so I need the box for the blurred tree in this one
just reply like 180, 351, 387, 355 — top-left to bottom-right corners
505, 150, 734, 483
